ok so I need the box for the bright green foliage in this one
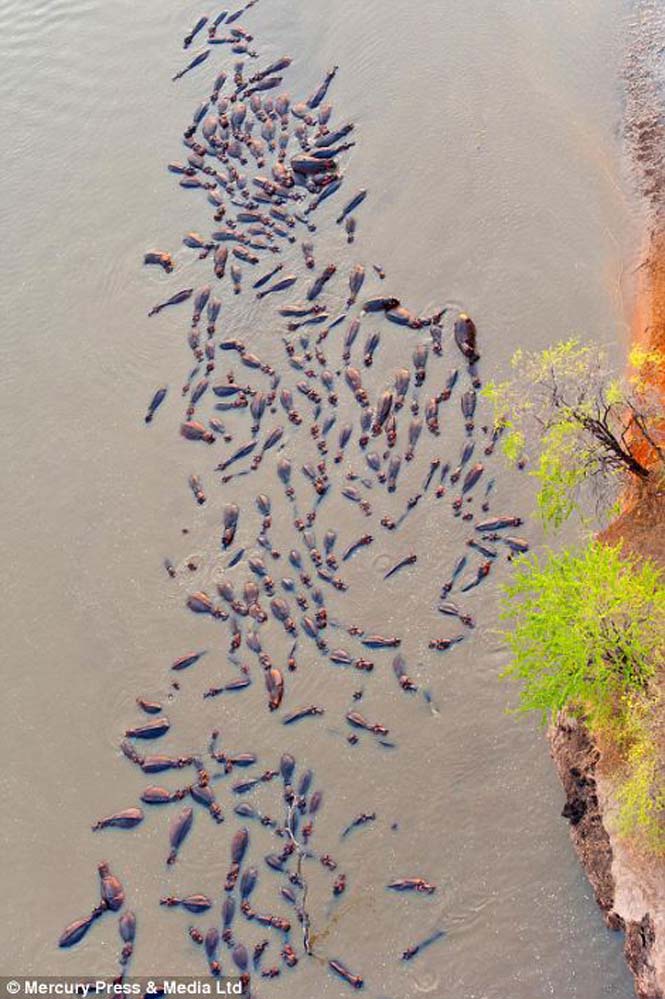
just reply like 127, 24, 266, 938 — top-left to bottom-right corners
501, 541, 665, 853
483, 339, 597, 453
483, 342, 604, 528
614, 717, 665, 853
605, 379, 624, 406
534, 423, 591, 529
500, 542, 663, 726
501, 428, 525, 465
483, 339, 660, 528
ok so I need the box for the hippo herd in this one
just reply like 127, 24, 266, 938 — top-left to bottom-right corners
58, 2, 529, 993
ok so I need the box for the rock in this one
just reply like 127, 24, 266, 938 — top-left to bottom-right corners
550, 712, 665, 998
549, 713, 619, 926
625, 914, 661, 999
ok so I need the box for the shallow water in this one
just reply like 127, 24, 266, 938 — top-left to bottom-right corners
0, 0, 641, 995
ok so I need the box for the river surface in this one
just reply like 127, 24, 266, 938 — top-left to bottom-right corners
0, 1, 642, 996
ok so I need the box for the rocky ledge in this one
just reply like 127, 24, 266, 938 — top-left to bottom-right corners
550, 713, 664, 999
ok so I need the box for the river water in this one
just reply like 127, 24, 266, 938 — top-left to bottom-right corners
0, 0, 642, 996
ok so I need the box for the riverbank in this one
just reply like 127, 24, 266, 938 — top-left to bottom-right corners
550, 226, 665, 999
550, 709, 663, 999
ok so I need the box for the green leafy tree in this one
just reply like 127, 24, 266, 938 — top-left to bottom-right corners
501, 542, 663, 725
483, 340, 665, 527
500, 541, 665, 852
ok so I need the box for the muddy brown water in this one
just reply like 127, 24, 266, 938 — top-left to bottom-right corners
0, 0, 643, 995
